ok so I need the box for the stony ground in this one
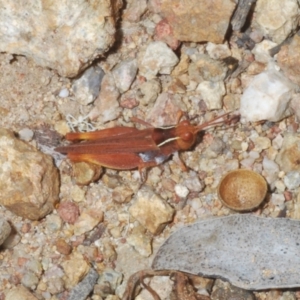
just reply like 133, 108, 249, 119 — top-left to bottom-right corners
1, 1, 300, 300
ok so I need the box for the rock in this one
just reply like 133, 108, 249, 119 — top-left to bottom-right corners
211, 279, 255, 300
46, 277, 65, 295
192, 54, 228, 82
129, 187, 174, 235
72, 66, 105, 105
160, 0, 236, 43
276, 134, 300, 172
5, 285, 38, 300
252, 40, 278, 63
18, 128, 34, 142
74, 210, 104, 236
136, 79, 161, 106
254, 0, 299, 44
88, 73, 121, 123
284, 171, 300, 190
127, 225, 152, 257
95, 269, 123, 298
58, 201, 80, 224
152, 215, 300, 290
139, 41, 179, 79
262, 156, 279, 186
0, 0, 122, 77
277, 34, 300, 86
154, 19, 180, 50
123, 0, 148, 22
290, 94, 300, 122
120, 91, 140, 109
206, 42, 231, 60
196, 81, 225, 110
146, 93, 186, 126
0, 219, 11, 245
174, 184, 189, 198
270, 193, 285, 206
67, 267, 99, 300
112, 58, 138, 93
0, 128, 59, 220
59, 88, 70, 98
21, 271, 39, 289
112, 186, 134, 204
72, 161, 102, 185
55, 238, 72, 255
240, 66, 295, 122
251, 136, 271, 153
62, 252, 90, 289
182, 171, 204, 193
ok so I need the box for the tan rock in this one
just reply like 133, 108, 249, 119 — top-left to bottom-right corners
62, 252, 90, 289
0, 0, 122, 77
127, 225, 152, 257
74, 210, 104, 236
255, 0, 299, 44
277, 34, 300, 86
160, 0, 236, 43
129, 187, 174, 235
73, 161, 102, 185
0, 128, 59, 220
5, 285, 38, 300
275, 133, 300, 173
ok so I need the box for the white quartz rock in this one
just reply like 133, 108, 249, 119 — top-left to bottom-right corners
0, 0, 121, 77
240, 67, 295, 122
197, 81, 225, 110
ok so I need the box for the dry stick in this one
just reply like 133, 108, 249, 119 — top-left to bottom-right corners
122, 270, 213, 300
122, 270, 175, 300
231, 0, 257, 31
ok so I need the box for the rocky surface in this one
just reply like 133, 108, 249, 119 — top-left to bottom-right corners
0, 0, 300, 299
0, 128, 59, 220
0, 0, 122, 77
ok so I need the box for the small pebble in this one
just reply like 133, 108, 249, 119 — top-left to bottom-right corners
55, 238, 72, 255
5, 285, 38, 300
58, 201, 80, 224
58, 88, 69, 98
270, 193, 285, 206
0, 218, 11, 246
18, 128, 34, 142
139, 41, 179, 79
196, 81, 225, 110
21, 271, 39, 289
112, 58, 138, 93
72, 66, 105, 105
74, 210, 103, 236
174, 184, 189, 198
95, 269, 123, 298
127, 225, 152, 257
129, 187, 174, 235
62, 252, 90, 289
284, 171, 300, 190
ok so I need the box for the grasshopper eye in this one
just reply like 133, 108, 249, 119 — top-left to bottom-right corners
181, 132, 193, 142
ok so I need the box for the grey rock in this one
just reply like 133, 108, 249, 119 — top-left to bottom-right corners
153, 215, 300, 290
0, 218, 11, 245
67, 267, 99, 300
112, 58, 138, 93
72, 66, 105, 105
284, 171, 300, 190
